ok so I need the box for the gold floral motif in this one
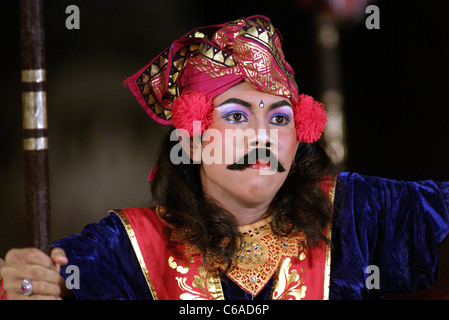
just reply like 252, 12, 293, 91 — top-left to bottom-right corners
168, 250, 224, 300
175, 265, 224, 300
271, 258, 307, 300
168, 256, 190, 274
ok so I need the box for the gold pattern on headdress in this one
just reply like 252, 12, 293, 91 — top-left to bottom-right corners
133, 16, 299, 123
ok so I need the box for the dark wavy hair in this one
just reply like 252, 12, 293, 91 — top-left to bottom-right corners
151, 128, 334, 270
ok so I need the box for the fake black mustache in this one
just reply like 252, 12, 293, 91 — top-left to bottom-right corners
226, 148, 286, 172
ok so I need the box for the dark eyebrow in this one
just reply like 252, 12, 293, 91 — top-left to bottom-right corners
216, 98, 292, 111
216, 98, 252, 109
268, 100, 292, 111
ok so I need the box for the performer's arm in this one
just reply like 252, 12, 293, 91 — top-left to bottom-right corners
332, 173, 449, 297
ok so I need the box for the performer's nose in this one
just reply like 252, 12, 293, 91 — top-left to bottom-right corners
252, 124, 273, 149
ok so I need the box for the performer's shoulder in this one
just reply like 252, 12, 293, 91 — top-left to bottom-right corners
109, 206, 157, 218
109, 206, 172, 230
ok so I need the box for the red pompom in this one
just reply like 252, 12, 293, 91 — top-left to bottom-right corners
293, 94, 327, 143
171, 91, 214, 136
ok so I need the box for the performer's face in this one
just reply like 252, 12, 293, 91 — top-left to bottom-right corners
199, 82, 298, 211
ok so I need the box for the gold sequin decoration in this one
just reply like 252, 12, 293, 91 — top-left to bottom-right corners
208, 216, 307, 296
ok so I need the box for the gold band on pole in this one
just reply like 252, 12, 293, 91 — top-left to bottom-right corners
22, 91, 48, 130
23, 137, 48, 151
21, 69, 46, 83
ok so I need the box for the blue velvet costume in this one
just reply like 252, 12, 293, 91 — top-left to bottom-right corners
53, 172, 449, 300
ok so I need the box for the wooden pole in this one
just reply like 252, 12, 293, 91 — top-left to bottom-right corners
19, 0, 51, 252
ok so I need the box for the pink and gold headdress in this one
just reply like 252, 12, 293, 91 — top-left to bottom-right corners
125, 15, 326, 143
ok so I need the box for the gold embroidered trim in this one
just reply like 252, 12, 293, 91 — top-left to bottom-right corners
323, 174, 337, 300
111, 209, 158, 300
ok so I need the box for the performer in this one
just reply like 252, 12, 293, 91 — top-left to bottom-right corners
1, 15, 448, 300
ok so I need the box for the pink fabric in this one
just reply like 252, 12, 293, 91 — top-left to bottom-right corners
177, 60, 244, 101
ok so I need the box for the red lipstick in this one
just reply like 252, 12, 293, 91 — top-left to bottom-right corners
248, 159, 270, 170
